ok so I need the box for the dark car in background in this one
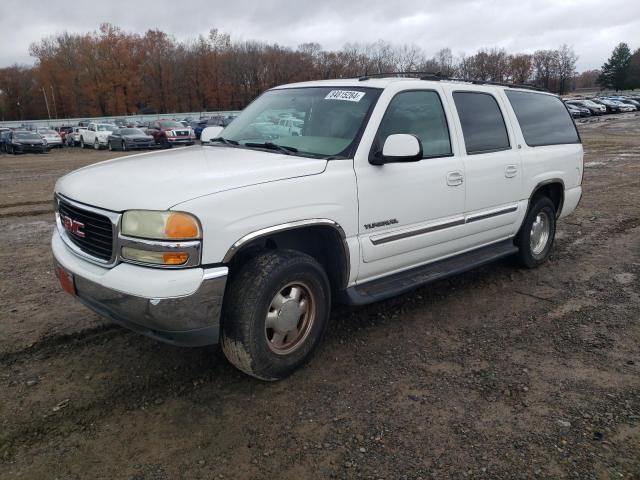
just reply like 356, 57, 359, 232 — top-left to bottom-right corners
566, 99, 606, 115
5, 130, 48, 154
107, 128, 155, 151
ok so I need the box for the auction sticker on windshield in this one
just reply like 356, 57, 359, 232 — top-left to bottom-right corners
324, 90, 366, 102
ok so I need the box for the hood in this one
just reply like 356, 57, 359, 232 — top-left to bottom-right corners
55, 145, 328, 211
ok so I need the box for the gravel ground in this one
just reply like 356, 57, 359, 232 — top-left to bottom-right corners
0, 115, 639, 479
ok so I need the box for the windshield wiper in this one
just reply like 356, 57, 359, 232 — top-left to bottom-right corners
243, 142, 298, 155
209, 136, 239, 145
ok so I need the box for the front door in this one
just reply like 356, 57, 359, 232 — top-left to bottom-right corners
354, 88, 466, 282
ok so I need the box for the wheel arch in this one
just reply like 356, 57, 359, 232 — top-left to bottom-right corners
223, 219, 350, 292
528, 178, 565, 217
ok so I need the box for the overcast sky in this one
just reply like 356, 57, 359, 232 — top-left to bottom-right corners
1, 0, 639, 71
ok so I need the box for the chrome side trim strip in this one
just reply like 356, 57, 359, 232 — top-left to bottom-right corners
370, 216, 465, 245
465, 204, 518, 224
368, 204, 519, 245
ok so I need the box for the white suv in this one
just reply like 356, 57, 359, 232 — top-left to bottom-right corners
52, 76, 583, 380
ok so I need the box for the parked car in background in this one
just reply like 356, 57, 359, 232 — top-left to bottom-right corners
80, 123, 117, 149
78, 120, 90, 128
6, 130, 48, 154
107, 128, 155, 151
146, 120, 195, 148
55, 126, 74, 140
566, 99, 606, 115
65, 127, 86, 146
591, 98, 623, 113
566, 104, 583, 118
606, 97, 639, 110
0, 128, 10, 153
36, 128, 64, 148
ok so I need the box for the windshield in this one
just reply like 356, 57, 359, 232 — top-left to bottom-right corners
39, 130, 57, 135
219, 87, 381, 158
119, 128, 144, 135
97, 124, 116, 131
15, 132, 40, 140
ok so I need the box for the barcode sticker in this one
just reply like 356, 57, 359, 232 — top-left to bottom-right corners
324, 90, 366, 102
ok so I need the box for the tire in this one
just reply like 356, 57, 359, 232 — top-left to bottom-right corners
221, 250, 331, 381
160, 137, 170, 149
514, 196, 556, 268
108, 141, 113, 151
80, 137, 85, 149
122, 141, 127, 151
94, 139, 100, 150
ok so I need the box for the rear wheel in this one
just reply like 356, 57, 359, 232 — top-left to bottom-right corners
514, 196, 556, 268
221, 250, 331, 381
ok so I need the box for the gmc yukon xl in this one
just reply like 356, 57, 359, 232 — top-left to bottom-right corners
52, 76, 583, 380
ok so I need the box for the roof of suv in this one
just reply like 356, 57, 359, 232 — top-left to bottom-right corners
274, 77, 554, 96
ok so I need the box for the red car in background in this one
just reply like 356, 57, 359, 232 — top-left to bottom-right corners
146, 120, 195, 148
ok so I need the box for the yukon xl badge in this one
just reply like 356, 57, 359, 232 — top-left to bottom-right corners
364, 218, 399, 230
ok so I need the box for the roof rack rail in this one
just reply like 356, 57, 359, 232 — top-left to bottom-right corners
357, 71, 444, 81
356, 72, 548, 92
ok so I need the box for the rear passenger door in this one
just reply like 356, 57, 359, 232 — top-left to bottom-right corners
450, 90, 523, 243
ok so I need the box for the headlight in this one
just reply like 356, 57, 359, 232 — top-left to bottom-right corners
121, 210, 201, 240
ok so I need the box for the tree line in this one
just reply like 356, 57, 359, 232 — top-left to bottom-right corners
597, 42, 640, 91
0, 23, 602, 121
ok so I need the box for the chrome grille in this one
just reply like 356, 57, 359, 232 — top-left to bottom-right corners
57, 198, 114, 262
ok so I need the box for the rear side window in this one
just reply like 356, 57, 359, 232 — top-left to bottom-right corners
453, 92, 510, 154
376, 90, 452, 158
505, 90, 580, 147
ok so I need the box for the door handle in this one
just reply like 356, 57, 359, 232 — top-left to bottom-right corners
446, 171, 464, 186
505, 165, 518, 178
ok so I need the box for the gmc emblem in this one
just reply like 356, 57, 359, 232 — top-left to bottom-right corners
62, 215, 85, 238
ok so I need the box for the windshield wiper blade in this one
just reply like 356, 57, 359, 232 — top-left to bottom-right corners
243, 142, 298, 154
210, 136, 239, 145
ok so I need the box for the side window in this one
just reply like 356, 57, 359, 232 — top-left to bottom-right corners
505, 90, 580, 147
453, 92, 510, 154
376, 90, 452, 158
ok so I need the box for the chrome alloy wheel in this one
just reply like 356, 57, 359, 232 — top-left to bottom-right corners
530, 210, 551, 256
265, 282, 315, 355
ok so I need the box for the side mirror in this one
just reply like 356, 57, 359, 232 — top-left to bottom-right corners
200, 126, 224, 143
370, 134, 423, 165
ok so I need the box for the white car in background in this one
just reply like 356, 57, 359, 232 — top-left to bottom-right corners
36, 128, 64, 148
66, 127, 87, 147
80, 123, 117, 149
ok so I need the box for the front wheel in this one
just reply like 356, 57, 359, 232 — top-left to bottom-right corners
93, 139, 100, 150
221, 250, 331, 381
514, 196, 556, 268
80, 137, 85, 149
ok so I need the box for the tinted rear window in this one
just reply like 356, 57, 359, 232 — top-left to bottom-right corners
453, 92, 510, 154
505, 91, 580, 147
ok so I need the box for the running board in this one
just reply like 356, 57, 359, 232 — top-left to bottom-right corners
340, 239, 518, 306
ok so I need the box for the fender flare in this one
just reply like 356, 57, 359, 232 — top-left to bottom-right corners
222, 218, 350, 288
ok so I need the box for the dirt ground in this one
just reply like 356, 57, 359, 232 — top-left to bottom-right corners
1, 115, 639, 480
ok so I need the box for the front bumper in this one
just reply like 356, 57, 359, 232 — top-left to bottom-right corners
13, 144, 47, 152
52, 230, 227, 346
167, 137, 195, 144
